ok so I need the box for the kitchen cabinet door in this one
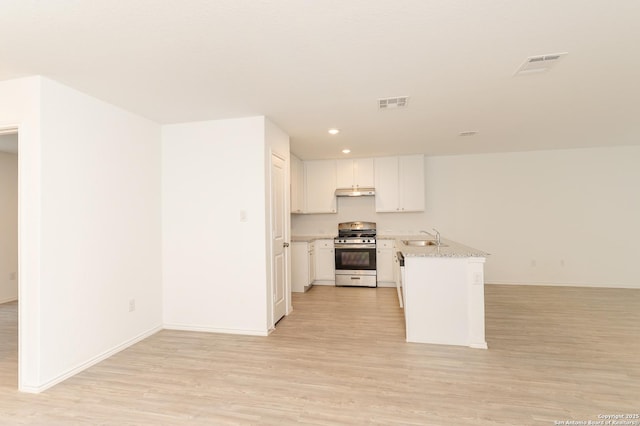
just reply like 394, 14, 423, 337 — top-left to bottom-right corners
374, 156, 400, 212
374, 155, 424, 212
309, 242, 316, 284
399, 155, 424, 212
336, 158, 375, 189
376, 240, 396, 286
304, 160, 337, 213
291, 242, 310, 292
290, 154, 305, 214
314, 239, 335, 283
354, 158, 375, 188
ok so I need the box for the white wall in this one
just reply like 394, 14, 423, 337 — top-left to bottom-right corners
162, 116, 270, 335
1, 76, 163, 392
292, 146, 640, 288
36, 78, 163, 389
0, 151, 18, 303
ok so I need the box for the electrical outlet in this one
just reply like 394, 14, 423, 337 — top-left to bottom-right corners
129, 299, 136, 312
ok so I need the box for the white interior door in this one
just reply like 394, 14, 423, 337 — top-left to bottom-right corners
271, 154, 287, 324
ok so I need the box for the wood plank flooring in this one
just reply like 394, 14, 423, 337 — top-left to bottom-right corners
1, 285, 639, 425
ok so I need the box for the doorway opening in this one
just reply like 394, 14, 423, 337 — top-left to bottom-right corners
0, 127, 19, 390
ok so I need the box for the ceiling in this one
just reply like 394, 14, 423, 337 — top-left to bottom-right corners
1, 1, 639, 160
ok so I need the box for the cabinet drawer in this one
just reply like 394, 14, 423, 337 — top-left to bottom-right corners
377, 240, 395, 249
315, 240, 334, 248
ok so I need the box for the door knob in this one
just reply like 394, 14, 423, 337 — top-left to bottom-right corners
283, 242, 289, 248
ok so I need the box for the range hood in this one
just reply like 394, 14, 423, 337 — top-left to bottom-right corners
335, 187, 375, 197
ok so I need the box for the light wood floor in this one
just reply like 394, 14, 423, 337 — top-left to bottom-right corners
1, 285, 639, 425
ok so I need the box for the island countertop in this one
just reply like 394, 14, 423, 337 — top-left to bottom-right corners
381, 235, 489, 258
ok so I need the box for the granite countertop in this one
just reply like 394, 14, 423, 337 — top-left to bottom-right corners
291, 235, 337, 242
291, 233, 488, 257
390, 235, 489, 258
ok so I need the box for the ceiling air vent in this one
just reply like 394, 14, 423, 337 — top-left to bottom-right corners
514, 52, 568, 75
378, 96, 409, 110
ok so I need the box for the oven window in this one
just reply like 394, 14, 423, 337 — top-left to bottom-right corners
340, 252, 371, 267
335, 248, 376, 270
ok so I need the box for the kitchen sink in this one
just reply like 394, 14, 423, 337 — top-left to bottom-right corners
402, 239, 448, 247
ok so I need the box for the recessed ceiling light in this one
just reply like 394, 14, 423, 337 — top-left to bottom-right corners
328, 129, 340, 135
342, 149, 351, 154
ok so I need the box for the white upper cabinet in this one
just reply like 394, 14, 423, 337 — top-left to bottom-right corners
374, 155, 425, 212
290, 154, 304, 214
336, 158, 375, 189
399, 155, 425, 212
374, 156, 400, 211
304, 160, 337, 213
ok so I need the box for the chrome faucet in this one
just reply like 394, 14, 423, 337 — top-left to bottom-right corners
420, 228, 441, 245
432, 228, 441, 245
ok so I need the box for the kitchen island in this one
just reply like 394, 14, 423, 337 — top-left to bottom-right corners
397, 237, 489, 349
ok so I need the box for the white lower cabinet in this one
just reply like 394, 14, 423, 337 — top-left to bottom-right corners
376, 239, 396, 287
313, 239, 335, 284
291, 242, 314, 292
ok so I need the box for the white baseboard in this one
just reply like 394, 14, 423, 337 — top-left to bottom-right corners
20, 325, 162, 394
311, 280, 335, 286
486, 281, 640, 289
0, 296, 18, 304
469, 341, 489, 350
163, 323, 269, 336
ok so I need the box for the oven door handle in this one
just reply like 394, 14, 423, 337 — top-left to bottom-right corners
334, 244, 377, 249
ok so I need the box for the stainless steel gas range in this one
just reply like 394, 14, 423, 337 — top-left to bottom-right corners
334, 221, 377, 287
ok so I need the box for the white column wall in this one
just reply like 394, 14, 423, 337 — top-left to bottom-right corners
162, 117, 269, 335
36, 78, 163, 390
0, 151, 18, 304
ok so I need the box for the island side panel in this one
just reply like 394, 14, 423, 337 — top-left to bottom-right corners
467, 257, 488, 349
404, 257, 469, 346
